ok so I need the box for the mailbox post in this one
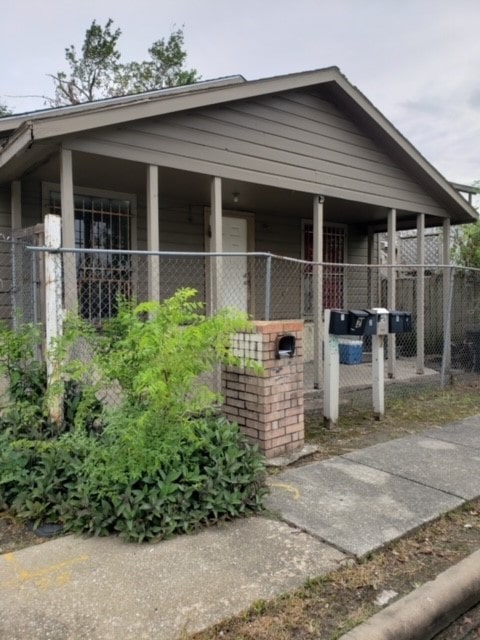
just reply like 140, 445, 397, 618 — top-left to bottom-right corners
367, 308, 389, 419
323, 309, 343, 428
324, 307, 412, 425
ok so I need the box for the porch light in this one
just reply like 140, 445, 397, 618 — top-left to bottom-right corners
232, 192, 239, 203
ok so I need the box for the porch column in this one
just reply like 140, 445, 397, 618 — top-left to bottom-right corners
416, 213, 425, 374
387, 208, 397, 378
60, 148, 78, 313
147, 165, 160, 301
442, 218, 452, 372
210, 176, 223, 314
11, 181, 21, 231
313, 195, 324, 389
367, 226, 375, 307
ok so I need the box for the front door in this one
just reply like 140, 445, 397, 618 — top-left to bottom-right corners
222, 216, 248, 311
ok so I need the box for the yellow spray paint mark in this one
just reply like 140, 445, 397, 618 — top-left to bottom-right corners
1, 552, 90, 591
269, 482, 301, 500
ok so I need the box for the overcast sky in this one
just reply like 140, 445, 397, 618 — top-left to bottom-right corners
1, 0, 479, 184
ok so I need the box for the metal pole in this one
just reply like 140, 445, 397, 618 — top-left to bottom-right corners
264, 254, 272, 320
440, 266, 455, 388
313, 195, 324, 389
32, 248, 38, 325
442, 219, 452, 374
416, 213, 425, 375
387, 208, 397, 378
11, 241, 17, 329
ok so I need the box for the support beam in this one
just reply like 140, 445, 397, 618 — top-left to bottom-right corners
146, 165, 160, 301
416, 213, 425, 374
387, 208, 397, 378
367, 226, 375, 307
442, 218, 451, 373
210, 176, 223, 314
60, 148, 77, 313
11, 181, 21, 231
313, 195, 324, 389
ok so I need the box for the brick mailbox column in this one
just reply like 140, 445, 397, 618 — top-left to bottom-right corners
222, 320, 304, 458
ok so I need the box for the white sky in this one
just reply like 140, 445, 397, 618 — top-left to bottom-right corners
1, 0, 479, 184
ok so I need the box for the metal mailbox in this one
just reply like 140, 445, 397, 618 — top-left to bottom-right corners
348, 309, 369, 336
276, 334, 296, 358
388, 310, 412, 334
329, 309, 349, 335
366, 307, 390, 336
363, 311, 377, 336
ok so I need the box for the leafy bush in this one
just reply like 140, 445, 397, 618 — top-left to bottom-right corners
0, 321, 102, 439
0, 289, 266, 541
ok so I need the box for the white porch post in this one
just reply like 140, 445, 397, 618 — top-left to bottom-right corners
147, 165, 160, 301
367, 226, 375, 307
387, 208, 397, 378
416, 213, 425, 374
210, 176, 223, 314
442, 218, 452, 372
60, 148, 77, 313
313, 195, 324, 389
11, 181, 22, 231
44, 214, 63, 425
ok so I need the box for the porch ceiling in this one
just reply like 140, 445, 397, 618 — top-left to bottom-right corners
154, 166, 444, 231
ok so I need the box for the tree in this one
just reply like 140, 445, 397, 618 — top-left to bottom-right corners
0, 103, 12, 117
50, 19, 199, 106
451, 181, 480, 267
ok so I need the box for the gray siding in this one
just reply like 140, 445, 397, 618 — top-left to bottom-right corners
65, 88, 448, 217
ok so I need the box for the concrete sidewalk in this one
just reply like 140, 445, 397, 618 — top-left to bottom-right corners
1, 416, 479, 639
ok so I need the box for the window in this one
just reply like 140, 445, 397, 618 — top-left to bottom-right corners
303, 223, 345, 316
48, 189, 134, 321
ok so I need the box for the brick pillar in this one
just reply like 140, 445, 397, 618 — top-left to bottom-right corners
222, 320, 304, 458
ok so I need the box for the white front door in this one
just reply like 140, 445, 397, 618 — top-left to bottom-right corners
222, 216, 248, 311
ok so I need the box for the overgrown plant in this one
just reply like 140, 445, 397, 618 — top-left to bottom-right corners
0, 320, 102, 438
0, 289, 266, 541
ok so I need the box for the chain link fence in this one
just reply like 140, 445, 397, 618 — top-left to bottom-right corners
4, 242, 480, 415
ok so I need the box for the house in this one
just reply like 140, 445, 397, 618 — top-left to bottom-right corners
0, 67, 477, 384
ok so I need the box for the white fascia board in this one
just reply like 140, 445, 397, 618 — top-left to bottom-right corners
0, 122, 33, 170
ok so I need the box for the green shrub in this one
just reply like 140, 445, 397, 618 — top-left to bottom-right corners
0, 289, 267, 541
0, 321, 102, 439
1, 417, 265, 541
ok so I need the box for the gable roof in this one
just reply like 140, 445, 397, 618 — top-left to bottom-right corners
0, 67, 476, 224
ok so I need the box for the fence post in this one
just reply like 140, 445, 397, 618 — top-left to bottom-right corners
387, 208, 397, 379
416, 213, 425, 375
264, 254, 272, 320
10, 241, 17, 329
44, 214, 64, 425
440, 266, 454, 388
313, 195, 324, 389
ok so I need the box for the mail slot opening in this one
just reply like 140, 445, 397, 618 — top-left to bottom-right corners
276, 334, 296, 358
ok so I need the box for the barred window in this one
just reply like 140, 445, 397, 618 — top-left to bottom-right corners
49, 191, 133, 321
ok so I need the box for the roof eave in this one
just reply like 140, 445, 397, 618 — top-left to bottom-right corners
0, 121, 33, 170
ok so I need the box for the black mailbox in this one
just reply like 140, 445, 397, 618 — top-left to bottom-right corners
276, 334, 296, 358
388, 311, 413, 334
363, 310, 377, 337
348, 309, 369, 336
329, 309, 349, 335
